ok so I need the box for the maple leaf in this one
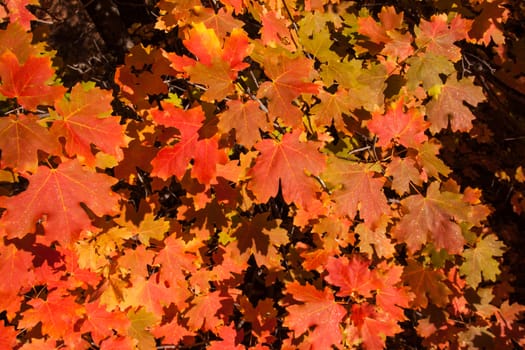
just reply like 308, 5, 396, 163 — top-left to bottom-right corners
150, 103, 227, 184
114, 44, 173, 110
355, 218, 396, 259
469, 0, 509, 47
191, 7, 244, 38
208, 324, 244, 350
152, 317, 193, 347
322, 157, 389, 227
405, 53, 455, 91
367, 97, 429, 148
81, 301, 130, 344
19, 290, 83, 339
0, 159, 120, 246
186, 291, 225, 331
51, 82, 128, 166
284, 281, 346, 350
239, 297, 277, 344
403, 259, 452, 309
127, 308, 160, 350
177, 24, 251, 101
260, 10, 296, 51
325, 255, 380, 298
385, 156, 423, 195
247, 130, 326, 209
233, 213, 289, 269
0, 241, 34, 296
123, 275, 174, 316
346, 302, 402, 350
374, 262, 413, 320
257, 53, 318, 127
0, 22, 41, 62
459, 234, 505, 288
393, 181, 469, 254
0, 323, 17, 349
155, 234, 197, 286
218, 99, 269, 148
415, 139, 451, 180
310, 88, 355, 132
0, 50, 65, 110
4, 0, 38, 30
426, 76, 486, 133
357, 6, 414, 62
0, 113, 61, 173
414, 14, 472, 62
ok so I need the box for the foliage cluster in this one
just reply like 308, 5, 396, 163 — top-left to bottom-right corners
0, 0, 524, 349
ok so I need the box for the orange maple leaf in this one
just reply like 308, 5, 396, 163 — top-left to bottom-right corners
51, 82, 128, 166
367, 97, 429, 148
0, 160, 120, 246
257, 53, 318, 127
0, 51, 66, 110
0, 113, 61, 173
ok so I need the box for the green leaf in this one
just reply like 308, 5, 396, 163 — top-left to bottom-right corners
460, 234, 506, 288
406, 53, 455, 91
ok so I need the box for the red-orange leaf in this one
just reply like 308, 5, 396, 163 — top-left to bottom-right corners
346, 302, 401, 350
150, 103, 227, 184
81, 301, 130, 344
257, 53, 318, 127
51, 82, 127, 166
0, 51, 65, 110
323, 158, 389, 227
19, 291, 83, 339
218, 99, 269, 147
402, 259, 452, 309
284, 281, 346, 350
415, 14, 472, 62
0, 159, 120, 246
0, 240, 34, 296
325, 255, 380, 298
426, 76, 486, 134
393, 181, 469, 254
4, 0, 38, 30
186, 291, 225, 331
367, 98, 429, 148
0, 113, 61, 173
248, 130, 326, 209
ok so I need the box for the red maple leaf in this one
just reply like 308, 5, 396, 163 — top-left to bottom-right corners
18, 290, 83, 339
81, 301, 130, 344
0, 113, 61, 173
415, 14, 472, 62
346, 302, 402, 350
0, 159, 120, 246
248, 130, 326, 209
4, 0, 38, 30
51, 83, 128, 166
0, 241, 34, 296
0, 51, 65, 110
150, 103, 227, 184
367, 97, 429, 148
284, 281, 346, 350
324, 255, 380, 298
0, 323, 17, 349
